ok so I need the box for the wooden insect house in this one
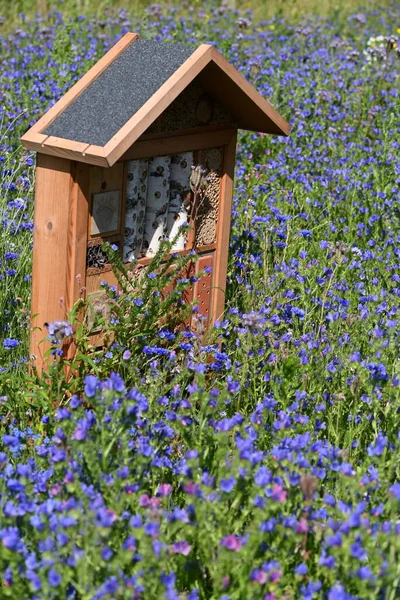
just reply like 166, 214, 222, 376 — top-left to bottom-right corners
21, 33, 289, 368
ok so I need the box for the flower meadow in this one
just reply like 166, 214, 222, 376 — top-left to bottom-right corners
1, 2, 400, 598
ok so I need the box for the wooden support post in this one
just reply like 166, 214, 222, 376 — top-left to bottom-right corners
210, 130, 237, 326
30, 154, 89, 372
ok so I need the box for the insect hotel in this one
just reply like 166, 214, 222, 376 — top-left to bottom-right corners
21, 34, 289, 368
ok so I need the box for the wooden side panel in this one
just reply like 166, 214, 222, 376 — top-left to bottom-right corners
67, 163, 90, 308
210, 130, 237, 326
30, 155, 74, 369
85, 270, 118, 296
193, 253, 214, 327
61, 163, 91, 363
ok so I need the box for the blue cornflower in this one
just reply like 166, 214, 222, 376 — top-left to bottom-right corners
3, 338, 19, 350
101, 547, 113, 561
295, 563, 308, 575
0, 527, 23, 552
389, 482, 400, 500
48, 568, 62, 587
84, 375, 98, 398
357, 566, 374, 581
220, 477, 236, 493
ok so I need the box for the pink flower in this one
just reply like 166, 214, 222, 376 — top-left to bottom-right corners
296, 519, 309, 534
157, 484, 172, 497
220, 534, 243, 552
139, 494, 151, 507
271, 484, 287, 502
269, 570, 282, 584
251, 569, 268, 584
183, 481, 202, 496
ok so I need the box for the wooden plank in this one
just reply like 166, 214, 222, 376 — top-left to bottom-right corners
102, 44, 214, 166
30, 154, 74, 372
119, 161, 129, 259
85, 270, 118, 296
43, 136, 90, 156
67, 163, 90, 308
61, 162, 91, 365
139, 122, 237, 142
210, 130, 237, 327
21, 138, 109, 167
193, 253, 214, 328
119, 128, 235, 162
81, 145, 109, 167
20, 130, 48, 146
23, 33, 139, 138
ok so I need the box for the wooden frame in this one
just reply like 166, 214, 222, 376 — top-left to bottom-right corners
210, 130, 237, 326
30, 155, 80, 367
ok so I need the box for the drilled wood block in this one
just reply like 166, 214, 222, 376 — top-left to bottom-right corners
193, 253, 214, 321
195, 147, 223, 248
146, 79, 233, 134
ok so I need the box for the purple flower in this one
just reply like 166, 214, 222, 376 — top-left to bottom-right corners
3, 338, 19, 350
255, 466, 272, 486
250, 568, 267, 584
6, 479, 25, 492
220, 477, 236, 493
2, 435, 21, 452
157, 484, 172, 497
84, 375, 98, 398
220, 535, 243, 552
357, 566, 374, 581
0, 527, 23, 552
389, 483, 400, 500
109, 372, 125, 392
172, 540, 192, 556
70, 395, 82, 409
46, 320, 73, 343
271, 484, 288, 502
295, 563, 308, 575
123, 349, 131, 360
95, 508, 117, 528
101, 547, 113, 561
48, 568, 62, 587
144, 522, 160, 538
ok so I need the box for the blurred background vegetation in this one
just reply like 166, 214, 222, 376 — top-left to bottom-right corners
0, 0, 395, 32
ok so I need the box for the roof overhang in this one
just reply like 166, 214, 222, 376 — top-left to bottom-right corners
21, 33, 290, 167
